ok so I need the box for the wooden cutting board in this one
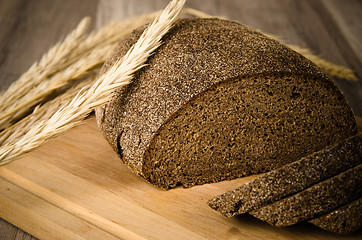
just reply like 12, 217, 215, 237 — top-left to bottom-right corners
0, 116, 361, 240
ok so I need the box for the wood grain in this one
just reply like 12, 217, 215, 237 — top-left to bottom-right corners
0, 0, 361, 239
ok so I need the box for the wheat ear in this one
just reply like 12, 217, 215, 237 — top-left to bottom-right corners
0, 76, 95, 146
0, 11, 165, 130
0, 17, 90, 113
0, 44, 114, 130
0, 8, 208, 150
0, 0, 186, 166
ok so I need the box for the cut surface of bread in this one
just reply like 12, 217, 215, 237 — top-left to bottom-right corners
250, 164, 362, 227
208, 133, 362, 217
309, 198, 362, 234
96, 18, 357, 189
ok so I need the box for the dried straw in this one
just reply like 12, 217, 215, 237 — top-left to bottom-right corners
0, 0, 186, 166
0, 10, 163, 131
0, 44, 114, 130
0, 75, 95, 146
0, 17, 90, 113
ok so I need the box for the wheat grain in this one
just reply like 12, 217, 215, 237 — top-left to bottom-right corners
0, 76, 95, 146
0, 17, 91, 113
0, 12, 161, 130
0, 0, 186, 166
0, 7, 203, 152
0, 9, 169, 131
0, 44, 115, 130
60, 10, 162, 71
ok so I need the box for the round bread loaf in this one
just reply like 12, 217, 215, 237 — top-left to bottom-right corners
96, 18, 357, 189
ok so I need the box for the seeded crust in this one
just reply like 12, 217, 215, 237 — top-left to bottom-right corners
309, 198, 362, 234
96, 18, 357, 189
208, 133, 362, 217
250, 164, 362, 227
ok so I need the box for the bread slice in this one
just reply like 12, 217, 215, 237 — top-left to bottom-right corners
250, 164, 362, 227
208, 133, 362, 217
96, 18, 357, 189
309, 198, 361, 234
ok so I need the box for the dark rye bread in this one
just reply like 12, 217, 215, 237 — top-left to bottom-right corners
309, 198, 362, 234
250, 164, 362, 227
96, 18, 357, 189
208, 133, 362, 217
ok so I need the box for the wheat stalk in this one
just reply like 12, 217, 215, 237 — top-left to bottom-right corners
0, 44, 115, 130
58, 10, 162, 72
0, 17, 90, 130
0, 12, 163, 130
0, 9, 170, 131
0, 17, 90, 113
78, 10, 162, 54
0, 7, 205, 154
0, 76, 95, 146
0, 0, 186, 166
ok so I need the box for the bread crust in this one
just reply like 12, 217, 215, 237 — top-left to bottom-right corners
309, 198, 362, 234
250, 164, 362, 227
208, 133, 362, 217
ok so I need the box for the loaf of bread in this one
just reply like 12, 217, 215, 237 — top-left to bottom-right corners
208, 133, 362, 217
250, 164, 362, 227
96, 18, 357, 189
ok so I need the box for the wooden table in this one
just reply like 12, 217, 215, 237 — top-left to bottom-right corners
0, 0, 361, 239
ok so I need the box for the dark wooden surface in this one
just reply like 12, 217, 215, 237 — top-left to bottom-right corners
0, 0, 361, 239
